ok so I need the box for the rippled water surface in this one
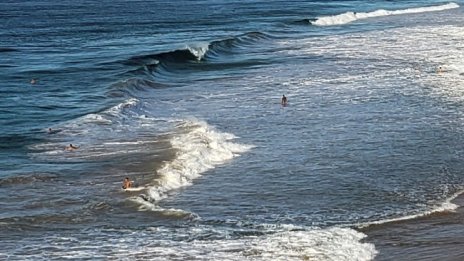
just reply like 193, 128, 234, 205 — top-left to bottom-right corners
1, 1, 464, 260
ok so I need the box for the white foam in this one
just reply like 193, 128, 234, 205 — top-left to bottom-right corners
186, 42, 210, 61
19, 226, 376, 260
62, 98, 140, 131
29, 98, 153, 160
123, 186, 146, 192
144, 119, 253, 202
131, 195, 198, 218
105, 97, 139, 116
358, 189, 463, 228
313, 2, 459, 26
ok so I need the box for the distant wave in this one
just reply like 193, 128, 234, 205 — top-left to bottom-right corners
127, 47, 206, 66
312, 2, 459, 26
206, 31, 270, 59
125, 32, 270, 73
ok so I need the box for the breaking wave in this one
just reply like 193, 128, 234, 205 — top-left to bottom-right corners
124, 31, 271, 74
139, 119, 253, 206
312, 2, 459, 26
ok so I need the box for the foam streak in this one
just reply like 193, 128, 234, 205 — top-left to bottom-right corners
313, 3, 459, 26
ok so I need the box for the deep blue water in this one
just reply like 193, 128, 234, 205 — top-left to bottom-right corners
1, 0, 464, 259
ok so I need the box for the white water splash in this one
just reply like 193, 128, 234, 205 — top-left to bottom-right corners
313, 2, 459, 26
145, 119, 253, 202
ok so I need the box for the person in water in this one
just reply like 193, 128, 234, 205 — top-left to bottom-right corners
48, 128, 62, 134
122, 177, 133, 189
65, 144, 79, 151
281, 94, 288, 106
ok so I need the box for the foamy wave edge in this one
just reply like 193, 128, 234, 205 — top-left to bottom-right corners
133, 119, 253, 209
137, 227, 376, 261
312, 2, 459, 26
358, 189, 463, 228
46, 226, 376, 260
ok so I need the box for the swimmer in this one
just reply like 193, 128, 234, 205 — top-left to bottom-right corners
48, 128, 62, 134
65, 144, 79, 151
281, 94, 288, 106
122, 177, 133, 189
30, 79, 37, 84
437, 66, 443, 74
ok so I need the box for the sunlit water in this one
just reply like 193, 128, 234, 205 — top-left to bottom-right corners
1, 1, 463, 260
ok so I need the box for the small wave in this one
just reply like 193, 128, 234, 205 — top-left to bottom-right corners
204, 32, 270, 61
63, 98, 139, 129
130, 196, 200, 220
141, 119, 253, 203
107, 78, 168, 98
0, 173, 58, 186
126, 46, 208, 67
358, 189, 463, 228
29, 98, 143, 159
312, 2, 459, 26
62, 97, 138, 127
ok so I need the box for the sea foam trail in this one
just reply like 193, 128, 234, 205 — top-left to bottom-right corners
145, 119, 253, 204
312, 2, 459, 26
358, 189, 463, 228
138, 227, 377, 261
15, 226, 377, 260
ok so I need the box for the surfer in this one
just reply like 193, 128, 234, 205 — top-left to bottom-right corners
65, 144, 79, 151
122, 177, 133, 189
281, 94, 288, 106
48, 128, 62, 134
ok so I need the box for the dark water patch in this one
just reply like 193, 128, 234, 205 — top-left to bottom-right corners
0, 47, 18, 53
0, 133, 42, 150
0, 213, 94, 230
292, 18, 317, 25
0, 64, 18, 68
0, 173, 58, 186
126, 49, 200, 67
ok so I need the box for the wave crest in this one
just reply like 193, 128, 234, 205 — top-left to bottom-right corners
125, 31, 270, 72
312, 2, 459, 26
143, 119, 253, 203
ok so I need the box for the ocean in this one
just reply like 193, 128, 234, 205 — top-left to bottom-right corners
1, 0, 464, 260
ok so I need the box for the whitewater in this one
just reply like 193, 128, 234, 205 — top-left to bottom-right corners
1, 0, 464, 260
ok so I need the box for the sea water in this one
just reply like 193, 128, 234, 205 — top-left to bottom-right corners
1, 0, 463, 260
